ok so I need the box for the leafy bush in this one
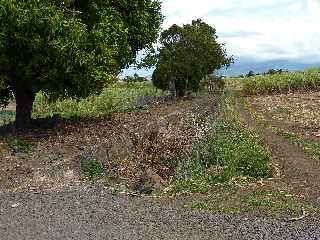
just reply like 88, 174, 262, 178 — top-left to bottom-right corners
243, 68, 320, 95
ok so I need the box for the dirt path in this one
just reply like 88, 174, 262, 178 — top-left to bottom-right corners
237, 100, 320, 207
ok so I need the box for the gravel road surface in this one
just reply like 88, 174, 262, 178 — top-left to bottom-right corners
0, 187, 319, 240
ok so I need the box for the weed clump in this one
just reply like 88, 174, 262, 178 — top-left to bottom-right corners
81, 156, 105, 182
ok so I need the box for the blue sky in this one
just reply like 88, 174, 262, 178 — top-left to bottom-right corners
122, 0, 320, 77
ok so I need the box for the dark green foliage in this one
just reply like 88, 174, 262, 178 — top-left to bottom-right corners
0, 0, 162, 129
264, 69, 287, 75
246, 70, 255, 77
150, 20, 233, 97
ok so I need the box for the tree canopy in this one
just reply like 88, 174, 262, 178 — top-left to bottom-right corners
0, 0, 162, 129
150, 20, 233, 97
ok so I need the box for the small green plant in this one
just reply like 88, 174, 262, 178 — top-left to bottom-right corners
8, 138, 33, 154
81, 157, 105, 182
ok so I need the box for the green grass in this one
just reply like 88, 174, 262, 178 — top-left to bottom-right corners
243, 68, 320, 95
1, 82, 163, 126
33, 82, 163, 119
186, 189, 319, 217
167, 117, 272, 195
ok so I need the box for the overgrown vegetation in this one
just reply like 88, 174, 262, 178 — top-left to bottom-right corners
0, 110, 15, 126
243, 68, 320, 95
166, 90, 272, 195
33, 82, 162, 119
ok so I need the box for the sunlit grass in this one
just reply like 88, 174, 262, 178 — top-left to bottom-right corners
243, 68, 320, 95
32, 81, 163, 119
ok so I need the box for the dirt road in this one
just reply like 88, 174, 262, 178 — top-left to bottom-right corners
238, 101, 320, 207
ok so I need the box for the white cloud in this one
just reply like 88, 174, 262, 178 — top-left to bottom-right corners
308, 0, 320, 15
161, 0, 320, 63
288, 2, 304, 11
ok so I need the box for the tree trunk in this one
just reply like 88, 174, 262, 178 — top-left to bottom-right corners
169, 80, 177, 100
14, 89, 35, 130
176, 88, 186, 98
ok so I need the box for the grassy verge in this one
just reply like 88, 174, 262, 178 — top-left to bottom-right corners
243, 68, 320, 95
185, 188, 319, 217
33, 82, 163, 119
1, 82, 163, 126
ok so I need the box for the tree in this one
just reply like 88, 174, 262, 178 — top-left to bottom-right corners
123, 73, 147, 83
0, 0, 162, 129
246, 70, 255, 77
149, 20, 232, 97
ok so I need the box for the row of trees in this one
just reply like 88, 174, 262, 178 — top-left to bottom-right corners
123, 73, 148, 83
0, 1, 233, 130
244, 69, 288, 78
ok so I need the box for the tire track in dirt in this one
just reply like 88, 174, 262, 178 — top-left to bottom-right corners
237, 100, 320, 207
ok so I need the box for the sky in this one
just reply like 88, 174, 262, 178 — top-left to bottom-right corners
122, 0, 320, 77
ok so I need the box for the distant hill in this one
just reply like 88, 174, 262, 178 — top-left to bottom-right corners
220, 58, 320, 77
121, 58, 320, 78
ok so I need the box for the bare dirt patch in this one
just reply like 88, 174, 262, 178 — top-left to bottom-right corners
249, 91, 320, 139
0, 97, 215, 193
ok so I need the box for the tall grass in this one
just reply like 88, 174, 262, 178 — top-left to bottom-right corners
33, 81, 162, 119
243, 68, 320, 95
